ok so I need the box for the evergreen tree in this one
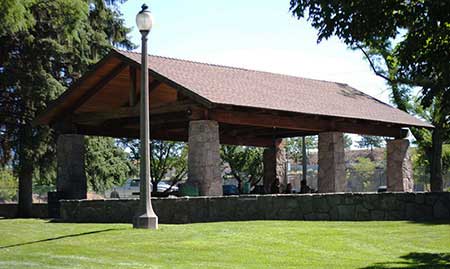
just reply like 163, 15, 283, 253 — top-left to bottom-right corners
85, 137, 137, 194
0, 0, 133, 216
344, 134, 353, 149
357, 136, 384, 152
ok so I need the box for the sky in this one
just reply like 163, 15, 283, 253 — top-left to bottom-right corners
119, 0, 391, 105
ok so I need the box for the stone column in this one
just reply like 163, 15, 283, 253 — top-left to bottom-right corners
318, 132, 345, 193
187, 120, 222, 196
387, 139, 413, 192
56, 134, 87, 199
263, 139, 287, 193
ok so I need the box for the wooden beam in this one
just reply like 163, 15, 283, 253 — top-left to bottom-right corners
220, 136, 273, 147
112, 50, 214, 109
73, 107, 138, 125
71, 124, 139, 139
123, 78, 161, 107
210, 109, 324, 132
149, 80, 162, 94
220, 124, 317, 138
73, 100, 200, 125
129, 66, 137, 106
209, 109, 407, 138
70, 121, 272, 147
116, 112, 191, 127
64, 62, 128, 118
259, 130, 318, 138
72, 124, 189, 141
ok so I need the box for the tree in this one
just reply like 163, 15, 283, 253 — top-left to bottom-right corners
119, 139, 188, 194
290, 0, 450, 191
0, 167, 17, 202
150, 141, 187, 194
220, 145, 263, 192
85, 137, 137, 193
0, 0, 132, 216
357, 136, 384, 152
344, 134, 353, 149
285, 136, 317, 162
350, 157, 377, 191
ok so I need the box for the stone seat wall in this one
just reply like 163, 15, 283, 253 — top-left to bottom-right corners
59, 192, 450, 223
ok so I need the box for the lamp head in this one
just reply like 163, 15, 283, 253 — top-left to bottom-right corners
136, 4, 153, 32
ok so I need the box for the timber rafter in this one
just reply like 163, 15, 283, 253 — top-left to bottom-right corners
209, 106, 408, 139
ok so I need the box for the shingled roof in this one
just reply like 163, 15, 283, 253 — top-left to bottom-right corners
116, 50, 431, 128
36, 49, 432, 136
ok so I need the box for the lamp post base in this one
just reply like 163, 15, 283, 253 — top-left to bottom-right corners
133, 213, 158, 229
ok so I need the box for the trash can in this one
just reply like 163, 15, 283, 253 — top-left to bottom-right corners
242, 181, 251, 194
47, 191, 61, 218
223, 185, 238, 195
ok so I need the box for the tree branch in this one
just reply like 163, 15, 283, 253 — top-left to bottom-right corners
356, 44, 394, 83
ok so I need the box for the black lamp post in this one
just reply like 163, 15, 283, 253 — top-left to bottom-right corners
133, 4, 158, 229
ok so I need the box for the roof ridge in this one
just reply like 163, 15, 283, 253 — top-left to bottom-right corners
116, 49, 348, 87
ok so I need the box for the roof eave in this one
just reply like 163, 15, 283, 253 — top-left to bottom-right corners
34, 50, 121, 126
112, 50, 214, 109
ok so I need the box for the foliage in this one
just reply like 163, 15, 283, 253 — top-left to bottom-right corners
357, 136, 384, 151
119, 139, 188, 193
350, 157, 377, 191
220, 145, 263, 191
411, 147, 429, 190
1, 219, 450, 268
285, 136, 317, 162
0, 0, 133, 215
289, 0, 450, 191
85, 137, 136, 193
0, 167, 17, 201
289, 0, 450, 106
343, 134, 353, 149
413, 144, 450, 191
443, 144, 450, 173
150, 141, 187, 192
0, 0, 35, 36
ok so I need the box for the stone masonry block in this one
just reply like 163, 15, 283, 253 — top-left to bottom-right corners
387, 139, 413, 192
187, 120, 222, 196
318, 132, 345, 193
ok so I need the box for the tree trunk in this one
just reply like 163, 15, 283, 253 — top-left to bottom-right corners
17, 160, 33, 217
430, 127, 443, 192
233, 173, 242, 194
17, 127, 33, 217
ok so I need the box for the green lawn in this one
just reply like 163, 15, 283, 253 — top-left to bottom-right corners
0, 219, 449, 268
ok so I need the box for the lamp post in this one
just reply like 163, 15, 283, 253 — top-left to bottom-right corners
133, 4, 158, 229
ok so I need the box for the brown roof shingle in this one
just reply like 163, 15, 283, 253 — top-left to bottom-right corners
117, 50, 432, 128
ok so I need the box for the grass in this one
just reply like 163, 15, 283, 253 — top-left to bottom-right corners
0, 219, 449, 268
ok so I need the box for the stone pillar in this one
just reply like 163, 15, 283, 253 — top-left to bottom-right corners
263, 139, 287, 193
187, 120, 222, 196
387, 139, 413, 192
56, 134, 87, 199
318, 132, 345, 193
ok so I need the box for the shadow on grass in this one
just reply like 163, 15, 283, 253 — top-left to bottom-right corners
46, 218, 133, 224
407, 220, 450, 226
361, 252, 450, 268
0, 228, 124, 249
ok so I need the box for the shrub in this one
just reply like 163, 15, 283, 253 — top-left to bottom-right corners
0, 168, 18, 202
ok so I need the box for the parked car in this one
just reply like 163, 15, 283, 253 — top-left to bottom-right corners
107, 178, 179, 198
